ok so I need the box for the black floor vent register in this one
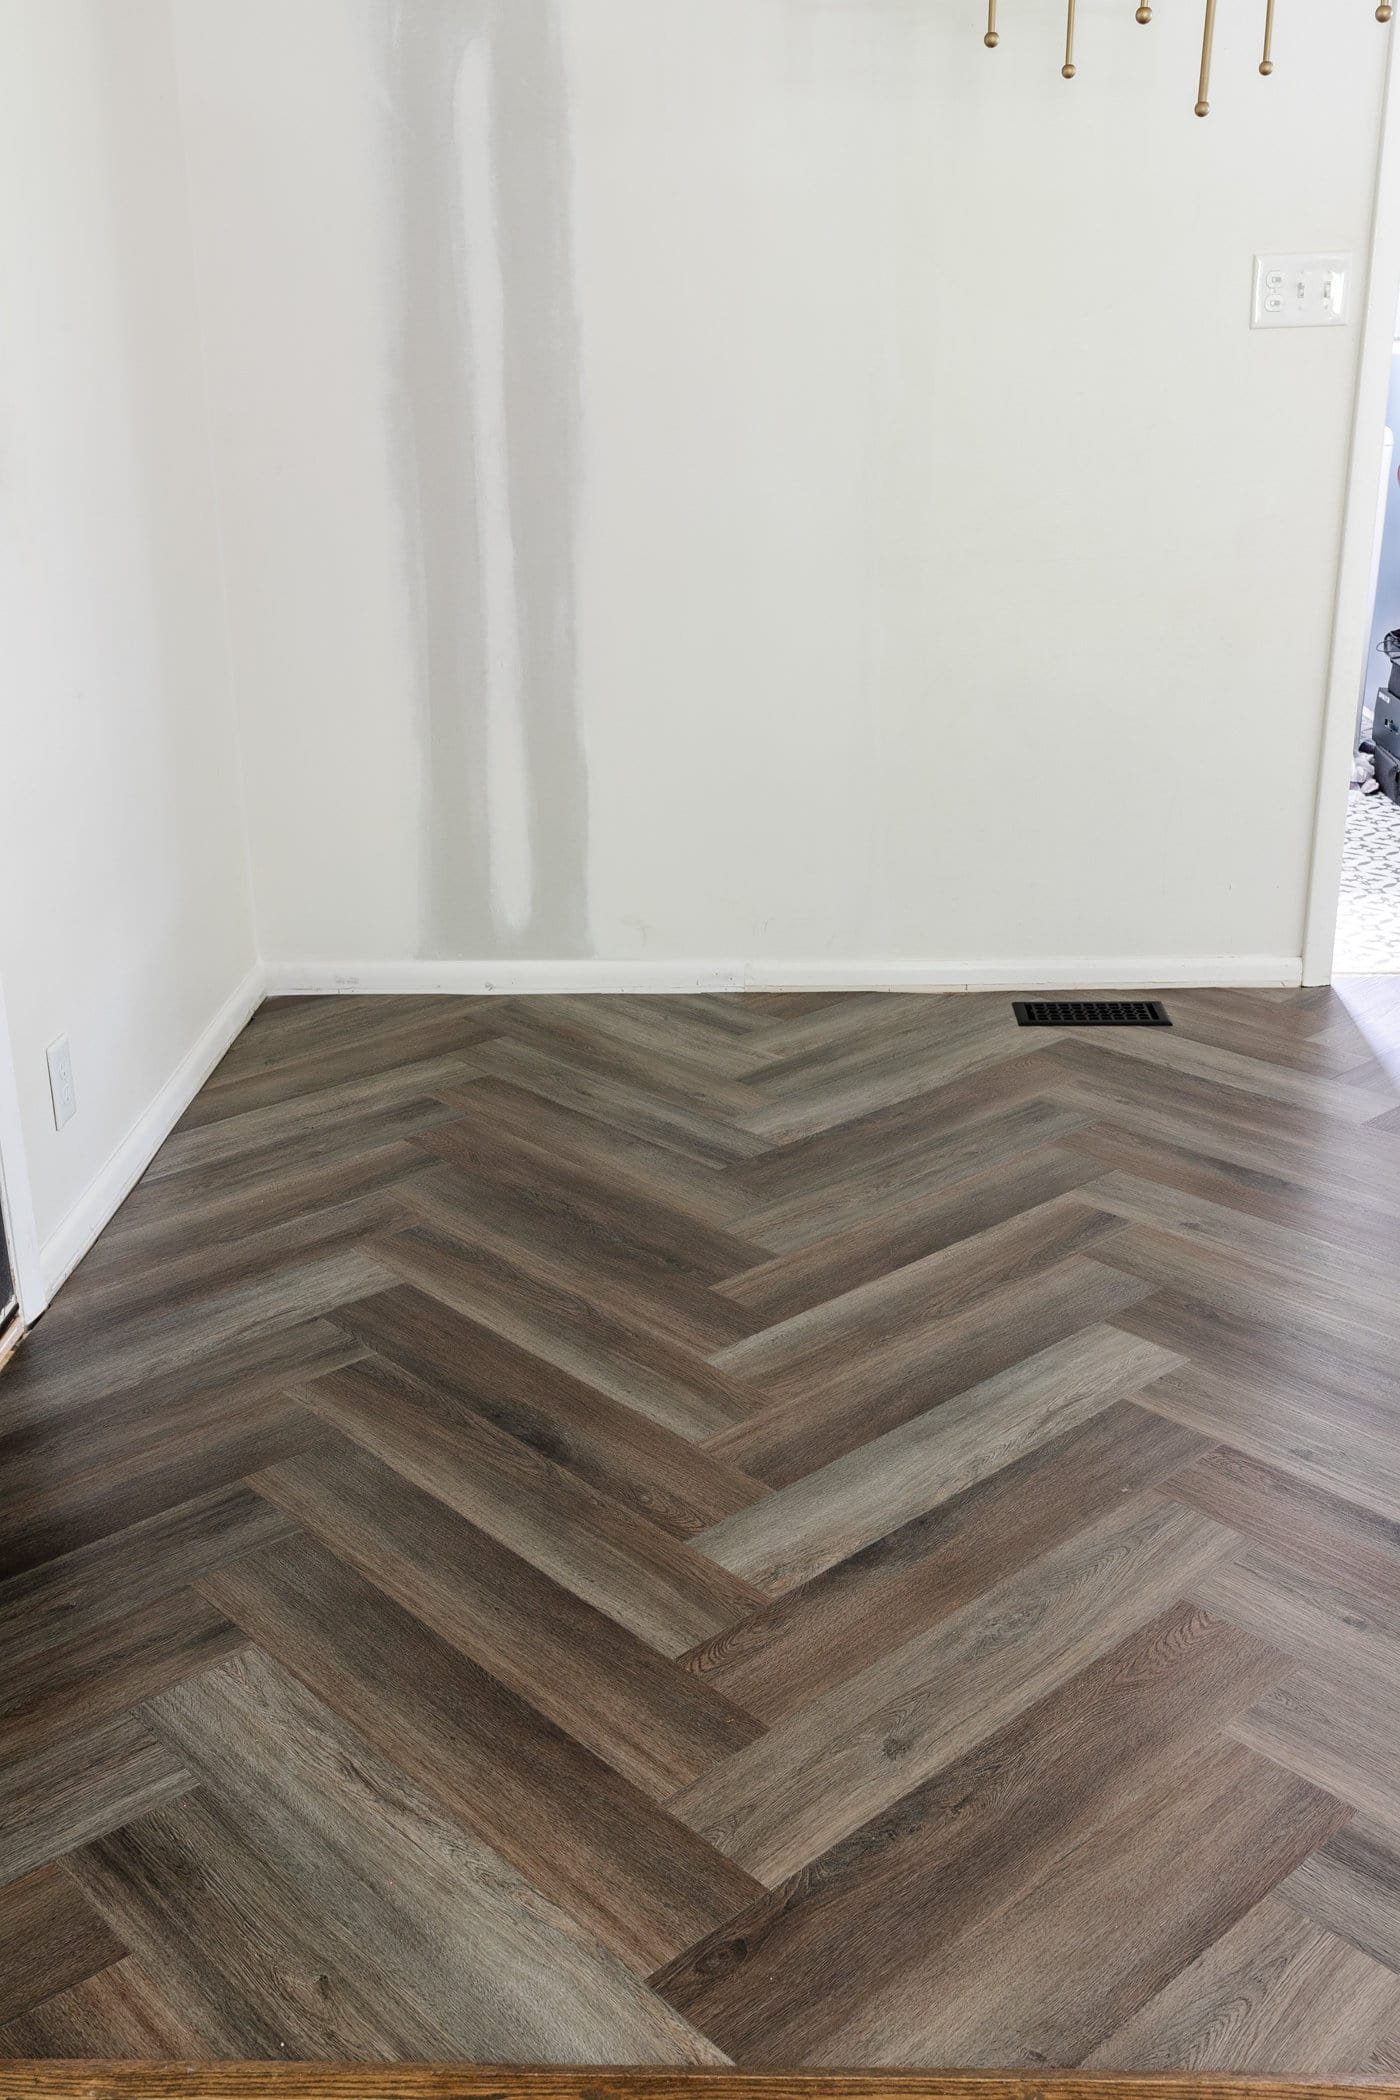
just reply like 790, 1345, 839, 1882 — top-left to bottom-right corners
1013, 999, 1173, 1027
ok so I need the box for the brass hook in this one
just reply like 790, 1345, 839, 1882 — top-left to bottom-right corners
1260, 0, 1276, 73
1196, 0, 1217, 113
1063, 0, 1077, 77
986, 0, 999, 47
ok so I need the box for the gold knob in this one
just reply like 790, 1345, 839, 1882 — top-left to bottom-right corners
1380, 5, 1395, 21
1195, 99, 1210, 115
1063, 62, 1077, 76
1136, 4, 1152, 17
985, 29, 1000, 45
1259, 58, 1274, 72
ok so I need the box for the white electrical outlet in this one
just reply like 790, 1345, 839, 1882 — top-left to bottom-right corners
46, 1034, 76, 1129
1252, 254, 1351, 329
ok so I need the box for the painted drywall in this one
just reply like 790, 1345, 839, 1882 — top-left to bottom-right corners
172, 0, 1387, 975
0, 0, 258, 1269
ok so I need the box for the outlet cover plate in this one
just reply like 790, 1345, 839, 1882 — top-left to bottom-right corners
1252, 254, 1351, 328
46, 1034, 76, 1129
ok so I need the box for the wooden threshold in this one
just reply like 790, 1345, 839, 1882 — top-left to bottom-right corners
1, 2072, 1397, 2100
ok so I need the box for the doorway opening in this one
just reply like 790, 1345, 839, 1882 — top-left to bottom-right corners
1336, 345, 1400, 975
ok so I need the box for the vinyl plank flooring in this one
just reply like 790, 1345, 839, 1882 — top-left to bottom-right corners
146, 1056, 485, 1182
691, 1326, 1182, 1595
293, 1354, 761, 1655
0, 1712, 190, 1888
811, 1736, 1350, 2066
399, 1159, 757, 1355
0, 1314, 357, 1441
1083, 1894, 1400, 2074
671, 1493, 1233, 1884
467, 1036, 768, 1165
708, 1256, 1155, 1487
1064, 1119, 1400, 1256
0, 1579, 246, 1760
1162, 1448, 1400, 1611
197, 1531, 765, 1974
69, 1143, 431, 1292
7, 983, 1400, 2069
1135, 1358, 1400, 1527
1281, 1816, 1400, 1972
711, 1196, 1120, 1396
684, 1402, 1212, 1721
0, 1395, 328, 1586
0, 1958, 209, 2061
0, 1865, 127, 2024
433, 1075, 753, 1234
140, 1652, 728, 2065
68, 1789, 463, 2063
716, 1146, 1108, 1326
369, 1219, 757, 1442
655, 1602, 1287, 2065
330, 1285, 767, 1539
4, 1251, 387, 1419
1230, 1671, 1400, 1838
1189, 1544, 1400, 1698
252, 1434, 763, 1799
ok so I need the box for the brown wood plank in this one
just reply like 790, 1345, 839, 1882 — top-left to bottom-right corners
197, 1532, 765, 1974
0, 1864, 126, 2024
330, 1285, 768, 1539
683, 1402, 1212, 1721
670, 1494, 1233, 1884
252, 1434, 763, 1799
1083, 1894, 1400, 2073
291, 1355, 762, 1656
655, 1602, 1289, 2064
134, 1653, 725, 2064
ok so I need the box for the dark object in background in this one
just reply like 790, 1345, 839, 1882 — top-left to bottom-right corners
1374, 741, 1400, 806
1382, 629, 1400, 699
1375, 689, 1400, 760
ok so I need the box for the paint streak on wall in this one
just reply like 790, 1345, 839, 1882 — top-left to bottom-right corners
385, 0, 590, 960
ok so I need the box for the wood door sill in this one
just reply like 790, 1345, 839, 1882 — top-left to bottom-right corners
0, 2071, 1396, 2100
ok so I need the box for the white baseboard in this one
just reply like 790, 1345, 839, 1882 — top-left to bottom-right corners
39, 961, 266, 1298
264, 955, 1304, 997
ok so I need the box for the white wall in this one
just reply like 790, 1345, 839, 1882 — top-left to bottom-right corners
171, 0, 1389, 983
0, 0, 259, 1283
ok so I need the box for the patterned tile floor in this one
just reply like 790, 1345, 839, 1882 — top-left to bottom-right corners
1335, 786, 1400, 973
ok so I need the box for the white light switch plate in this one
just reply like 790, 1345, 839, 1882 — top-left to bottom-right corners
1252, 254, 1351, 328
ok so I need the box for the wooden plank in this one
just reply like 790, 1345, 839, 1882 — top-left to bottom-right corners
197, 1532, 764, 1974
252, 1436, 762, 1799
4, 2067, 1395, 2098
692, 1327, 1182, 1595
671, 1494, 1234, 1884
292, 1356, 762, 1656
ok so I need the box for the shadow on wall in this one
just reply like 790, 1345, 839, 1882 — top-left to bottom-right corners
386, 0, 591, 961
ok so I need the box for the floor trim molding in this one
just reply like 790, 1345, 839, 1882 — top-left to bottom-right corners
0, 2068, 1393, 2100
38, 961, 266, 1297
264, 956, 1305, 997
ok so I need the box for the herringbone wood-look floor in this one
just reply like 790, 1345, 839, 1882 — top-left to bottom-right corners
6, 985, 1400, 2071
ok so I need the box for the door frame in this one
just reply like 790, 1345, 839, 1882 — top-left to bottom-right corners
0, 963, 47, 1333
1302, 26, 1400, 982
